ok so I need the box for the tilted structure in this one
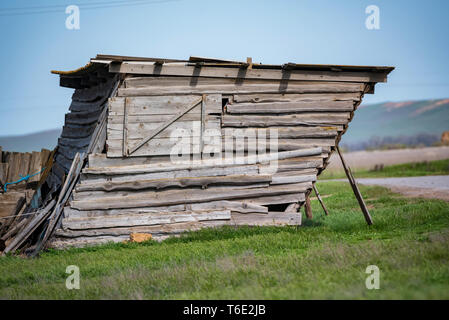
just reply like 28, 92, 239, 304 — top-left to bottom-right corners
0, 54, 394, 253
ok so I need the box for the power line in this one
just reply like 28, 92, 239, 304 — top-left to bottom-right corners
0, 0, 180, 17
0, 0, 155, 12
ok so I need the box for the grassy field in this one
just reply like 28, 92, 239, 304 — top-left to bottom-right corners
320, 158, 449, 180
1, 181, 448, 299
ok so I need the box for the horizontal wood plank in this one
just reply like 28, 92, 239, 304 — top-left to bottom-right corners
118, 81, 365, 96
232, 92, 361, 103
112, 63, 387, 83
226, 100, 354, 114
222, 113, 350, 127
70, 182, 313, 210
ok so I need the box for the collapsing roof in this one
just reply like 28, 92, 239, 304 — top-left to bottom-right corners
52, 54, 394, 89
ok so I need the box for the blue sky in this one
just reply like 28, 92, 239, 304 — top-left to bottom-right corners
0, 0, 448, 136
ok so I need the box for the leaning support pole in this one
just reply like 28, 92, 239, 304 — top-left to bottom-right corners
336, 146, 373, 225
312, 183, 329, 216
304, 191, 313, 219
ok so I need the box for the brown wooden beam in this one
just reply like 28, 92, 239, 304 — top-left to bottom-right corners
313, 183, 329, 216
336, 146, 373, 225
304, 191, 313, 219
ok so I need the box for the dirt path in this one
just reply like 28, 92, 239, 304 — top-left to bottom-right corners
349, 175, 449, 201
326, 146, 449, 170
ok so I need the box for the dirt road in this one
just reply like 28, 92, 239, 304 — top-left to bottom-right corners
351, 175, 449, 201
326, 146, 449, 170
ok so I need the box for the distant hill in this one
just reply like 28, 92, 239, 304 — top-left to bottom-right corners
341, 98, 449, 150
0, 129, 61, 152
1, 98, 448, 152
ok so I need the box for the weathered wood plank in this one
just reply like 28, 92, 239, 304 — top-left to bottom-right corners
118, 81, 366, 96
82, 164, 260, 185
107, 120, 221, 140
222, 138, 336, 152
27, 151, 42, 184
63, 200, 267, 219
61, 123, 97, 139
226, 100, 355, 114
243, 193, 305, 206
0, 163, 8, 186
69, 98, 107, 112
107, 113, 219, 124
224, 127, 341, 139
84, 147, 322, 175
108, 94, 221, 115
88, 107, 108, 154
6, 153, 20, 184
107, 136, 221, 157
222, 113, 351, 127
65, 109, 103, 125
62, 210, 231, 230
75, 174, 272, 192
87, 153, 172, 168
231, 211, 301, 226
18, 152, 31, 179
2, 199, 56, 254
72, 181, 272, 201
111, 63, 387, 83
54, 220, 230, 240
40, 149, 51, 168
70, 182, 313, 210
271, 173, 316, 185
59, 136, 91, 149
72, 78, 115, 102
233, 92, 361, 103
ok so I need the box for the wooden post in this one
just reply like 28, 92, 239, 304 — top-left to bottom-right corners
304, 192, 312, 219
312, 183, 329, 216
200, 94, 206, 159
122, 97, 129, 156
336, 146, 373, 225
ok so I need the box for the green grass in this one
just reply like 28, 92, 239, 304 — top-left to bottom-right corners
319, 158, 449, 180
1, 182, 449, 299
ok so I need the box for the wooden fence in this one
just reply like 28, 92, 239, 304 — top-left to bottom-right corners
0, 147, 52, 219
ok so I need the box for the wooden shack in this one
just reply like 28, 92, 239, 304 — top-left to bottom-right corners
1, 54, 394, 253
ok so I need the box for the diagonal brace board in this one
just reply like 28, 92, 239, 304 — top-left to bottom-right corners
127, 96, 203, 156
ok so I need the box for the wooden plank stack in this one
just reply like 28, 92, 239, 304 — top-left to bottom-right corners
4, 55, 392, 253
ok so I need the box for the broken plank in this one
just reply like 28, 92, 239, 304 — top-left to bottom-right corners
227, 100, 354, 114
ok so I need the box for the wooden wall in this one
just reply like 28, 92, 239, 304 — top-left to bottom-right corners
49, 67, 377, 248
